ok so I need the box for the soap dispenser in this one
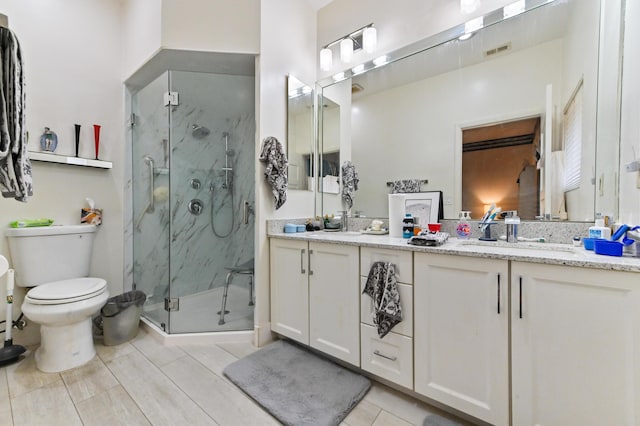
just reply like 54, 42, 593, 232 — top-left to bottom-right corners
456, 211, 472, 239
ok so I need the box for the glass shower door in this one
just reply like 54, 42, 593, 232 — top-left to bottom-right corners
166, 70, 255, 333
131, 72, 171, 331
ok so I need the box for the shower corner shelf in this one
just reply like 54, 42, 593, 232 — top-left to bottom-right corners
29, 151, 113, 169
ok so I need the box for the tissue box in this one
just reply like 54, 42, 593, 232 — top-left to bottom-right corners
81, 208, 103, 225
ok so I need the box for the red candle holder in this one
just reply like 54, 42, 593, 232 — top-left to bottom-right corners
93, 124, 101, 160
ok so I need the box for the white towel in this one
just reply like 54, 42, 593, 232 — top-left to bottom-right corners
0, 27, 32, 202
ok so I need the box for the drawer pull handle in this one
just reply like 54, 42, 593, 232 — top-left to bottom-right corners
519, 276, 523, 319
373, 350, 397, 361
497, 273, 501, 315
300, 249, 306, 274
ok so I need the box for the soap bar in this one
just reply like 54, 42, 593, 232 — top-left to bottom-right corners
9, 218, 54, 228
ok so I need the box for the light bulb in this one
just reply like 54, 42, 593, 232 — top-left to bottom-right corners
320, 48, 333, 71
363, 27, 377, 53
340, 38, 354, 63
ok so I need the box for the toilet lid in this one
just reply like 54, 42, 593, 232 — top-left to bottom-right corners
26, 277, 107, 305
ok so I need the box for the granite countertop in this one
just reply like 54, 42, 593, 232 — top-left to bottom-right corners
268, 230, 640, 273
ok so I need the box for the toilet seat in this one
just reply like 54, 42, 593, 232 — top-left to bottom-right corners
26, 277, 107, 305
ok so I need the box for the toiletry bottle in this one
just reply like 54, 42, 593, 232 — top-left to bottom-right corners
589, 214, 611, 239
456, 211, 472, 239
402, 214, 414, 239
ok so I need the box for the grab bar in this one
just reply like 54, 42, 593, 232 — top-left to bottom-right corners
143, 156, 155, 213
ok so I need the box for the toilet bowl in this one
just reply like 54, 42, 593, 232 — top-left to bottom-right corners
22, 277, 109, 372
5, 225, 110, 372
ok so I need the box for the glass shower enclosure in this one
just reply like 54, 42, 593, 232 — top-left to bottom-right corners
131, 69, 255, 334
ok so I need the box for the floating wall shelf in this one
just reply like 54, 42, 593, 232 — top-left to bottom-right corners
29, 151, 112, 169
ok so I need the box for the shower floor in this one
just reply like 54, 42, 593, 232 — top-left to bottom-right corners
143, 284, 254, 334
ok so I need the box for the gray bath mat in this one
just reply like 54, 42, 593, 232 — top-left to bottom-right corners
223, 339, 371, 426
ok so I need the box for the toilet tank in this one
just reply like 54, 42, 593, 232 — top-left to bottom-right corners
5, 225, 97, 287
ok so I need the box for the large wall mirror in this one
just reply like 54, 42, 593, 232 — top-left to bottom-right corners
317, 0, 624, 222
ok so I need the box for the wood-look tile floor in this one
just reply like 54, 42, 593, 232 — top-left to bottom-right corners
0, 328, 469, 425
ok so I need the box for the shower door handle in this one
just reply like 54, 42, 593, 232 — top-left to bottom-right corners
243, 200, 254, 225
143, 156, 155, 213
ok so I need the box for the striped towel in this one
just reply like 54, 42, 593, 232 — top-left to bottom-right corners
363, 261, 402, 338
0, 27, 32, 202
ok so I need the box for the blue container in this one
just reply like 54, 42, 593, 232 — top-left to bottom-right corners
594, 240, 623, 257
297, 225, 306, 232
284, 223, 297, 233
583, 237, 605, 250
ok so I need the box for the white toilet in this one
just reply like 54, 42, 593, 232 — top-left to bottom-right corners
5, 224, 109, 372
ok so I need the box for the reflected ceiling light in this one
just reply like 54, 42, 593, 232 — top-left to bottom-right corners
464, 16, 484, 34
340, 38, 354, 63
503, 0, 525, 18
352, 64, 365, 75
320, 48, 333, 71
363, 27, 377, 53
458, 33, 474, 41
319, 23, 377, 71
332, 72, 345, 81
460, 0, 480, 14
373, 55, 388, 67
301, 86, 312, 94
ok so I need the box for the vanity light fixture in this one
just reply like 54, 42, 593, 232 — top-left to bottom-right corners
503, 0, 525, 18
320, 48, 333, 71
320, 23, 377, 71
340, 38, 354, 63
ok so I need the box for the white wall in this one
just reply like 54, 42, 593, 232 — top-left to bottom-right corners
350, 41, 563, 219
121, 0, 162, 80
619, 0, 640, 224
161, 0, 259, 54
0, 1, 125, 344
256, 0, 317, 344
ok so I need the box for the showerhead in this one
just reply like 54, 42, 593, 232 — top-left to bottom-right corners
192, 124, 210, 139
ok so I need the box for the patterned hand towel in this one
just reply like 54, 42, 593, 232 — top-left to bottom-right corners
0, 27, 32, 202
363, 261, 402, 338
259, 136, 288, 209
390, 179, 422, 193
341, 161, 359, 209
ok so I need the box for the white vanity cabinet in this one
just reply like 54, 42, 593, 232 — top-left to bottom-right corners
270, 238, 360, 366
414, 253, 509, 426
511, 261, 640, 425
360, 247, 414, 388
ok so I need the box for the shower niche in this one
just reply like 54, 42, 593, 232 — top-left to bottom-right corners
126, 51, 256, 335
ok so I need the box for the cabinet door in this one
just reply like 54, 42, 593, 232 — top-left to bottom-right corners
414, 253, 509, 426
512, 262, 640, 425
270, 238, 309, 344
309, 242, 360, 366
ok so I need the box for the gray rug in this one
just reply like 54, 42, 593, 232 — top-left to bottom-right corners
223, 339, 371, 426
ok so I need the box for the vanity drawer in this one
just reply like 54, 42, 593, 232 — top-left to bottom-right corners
361, 324, 413, 389
361, 277, 413, 337
361, 247, 413, 284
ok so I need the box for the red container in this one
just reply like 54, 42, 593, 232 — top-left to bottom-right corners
427, 223, 441, 232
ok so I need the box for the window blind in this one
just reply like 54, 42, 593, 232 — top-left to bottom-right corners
563, 82, 583, 192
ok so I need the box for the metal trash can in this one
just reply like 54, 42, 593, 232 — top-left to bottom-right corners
99, 290, 146, 346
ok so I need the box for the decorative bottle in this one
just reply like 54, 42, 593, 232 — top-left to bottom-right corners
456, 211, 472, 239
402, 213, 414, 239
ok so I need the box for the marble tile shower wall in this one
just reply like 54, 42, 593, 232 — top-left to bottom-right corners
126, 71, 255, 304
